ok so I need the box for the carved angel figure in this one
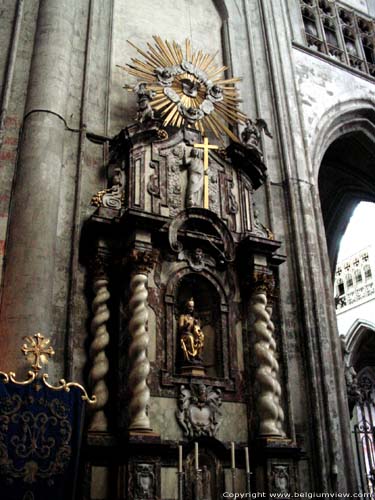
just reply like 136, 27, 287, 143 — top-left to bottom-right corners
241, 118, 273, 155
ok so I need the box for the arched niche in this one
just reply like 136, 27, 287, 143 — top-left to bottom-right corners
316, 104, 375, 272
163, 267, 234, 388
175, 273, 222, 377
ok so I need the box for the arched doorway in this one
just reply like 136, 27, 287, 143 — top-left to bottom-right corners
317, 106, 375, 492
318, 130, 375, 272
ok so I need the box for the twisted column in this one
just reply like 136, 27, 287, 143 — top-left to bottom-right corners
89, 257, 110, 431
128, 249, 157, 433
266, 304, 286, 437
251, 273, 284, 437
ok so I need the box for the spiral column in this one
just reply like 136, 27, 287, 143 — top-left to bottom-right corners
251, 273, 284, 437
89, 256, 110, 431
266, 303, 286, 437
128, 249, 157, 433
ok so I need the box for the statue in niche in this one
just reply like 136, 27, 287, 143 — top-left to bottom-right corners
179, 298, 204, 364
185, 148, 204, 208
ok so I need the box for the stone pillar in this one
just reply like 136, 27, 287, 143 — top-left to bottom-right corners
0, 0, 76, 371
89, 255, 110, 432
266, 301, 285, 437
128, 248, 157, 434
250, 272, 285, 438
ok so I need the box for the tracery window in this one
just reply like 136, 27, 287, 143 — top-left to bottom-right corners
300, 0, 375, 77
364, 264, 372, 280
346, 273, 354, 288
355, 269, 363, 284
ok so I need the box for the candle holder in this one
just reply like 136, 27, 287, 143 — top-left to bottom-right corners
246, 471, 252, 494
195, 468, 202, 500
231, 467, 236, 494
176, 470, 184, 500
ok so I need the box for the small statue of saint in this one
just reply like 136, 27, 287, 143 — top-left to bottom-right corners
179, 298, 204, 363
185, 148, 204, 208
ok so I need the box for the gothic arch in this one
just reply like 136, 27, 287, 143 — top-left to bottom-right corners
313, 100, 375, 269
312, 98, 375, 174
345, 319, 375, 371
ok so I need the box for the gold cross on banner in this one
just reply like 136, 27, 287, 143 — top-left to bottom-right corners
194, 136, 219, 209
21, 333, 55, 372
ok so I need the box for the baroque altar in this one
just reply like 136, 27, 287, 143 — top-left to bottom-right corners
81, 36, 301, 499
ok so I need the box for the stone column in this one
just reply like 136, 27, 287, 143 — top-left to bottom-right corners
128, 248, 157, 434
89, 255, 110, 432
250, 272, 285, 438
0, 0, 76, 371
266, 301, 285, 437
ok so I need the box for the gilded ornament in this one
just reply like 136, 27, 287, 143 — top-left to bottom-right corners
21, 333, 55, 372
1, 333, 96, 404
121, 36, 248, 143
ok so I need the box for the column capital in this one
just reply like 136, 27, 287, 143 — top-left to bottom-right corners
89, 253, 111, 281
128, 248, 159, 275
251, 270, 275, 297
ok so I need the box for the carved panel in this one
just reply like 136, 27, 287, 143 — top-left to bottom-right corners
134, 464, 155, 499
270, 464, 290, 495
128, 462, 160, 500
176, 383, 222, 437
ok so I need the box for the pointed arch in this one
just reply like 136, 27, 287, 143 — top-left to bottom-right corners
313, 100, 375, 270
312, 98, 375, 178
344, 319, 375, 371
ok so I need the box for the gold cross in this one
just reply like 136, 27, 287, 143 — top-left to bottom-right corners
21, 333, 55, 372
194, 136, 219, 209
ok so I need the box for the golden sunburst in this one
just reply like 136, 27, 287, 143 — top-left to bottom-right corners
120, 36, 247, 143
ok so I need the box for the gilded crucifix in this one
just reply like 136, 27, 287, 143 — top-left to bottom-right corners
193, 137, 218, 209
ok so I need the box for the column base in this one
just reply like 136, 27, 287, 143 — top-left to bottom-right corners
128, 429, 160, 438
180, 364, 206, 377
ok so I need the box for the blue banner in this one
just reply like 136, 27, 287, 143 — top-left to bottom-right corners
0, 379, 85, 500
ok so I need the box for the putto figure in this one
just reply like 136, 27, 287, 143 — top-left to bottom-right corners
179, 298, 204, 363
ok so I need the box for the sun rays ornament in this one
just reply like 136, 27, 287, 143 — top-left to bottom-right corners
121, 36, 247, 143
